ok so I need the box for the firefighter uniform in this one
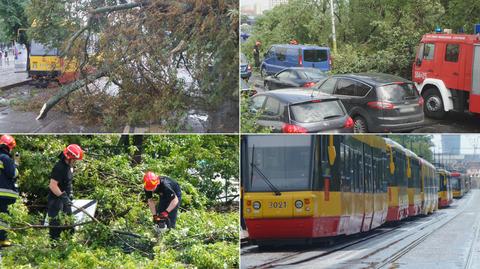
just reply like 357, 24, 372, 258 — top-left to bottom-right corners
0, 146, 19, 245
145, 176, 182, 228
48, 153, 74, 240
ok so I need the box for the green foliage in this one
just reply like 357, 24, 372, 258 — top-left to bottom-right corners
240, 93, 272, 134
1, 135, 239, 268
0, 0, 29, 45
389, 135, 435, 162
243, 0, 474, 79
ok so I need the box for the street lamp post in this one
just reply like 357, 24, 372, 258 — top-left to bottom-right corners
329, 0, 337, 54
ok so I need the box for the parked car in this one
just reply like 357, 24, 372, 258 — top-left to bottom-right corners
314, 73, 424, 133
240, 53, 252, 81
260, 44, 331, 77
248, 89, 353, 133
240, 79, 256, 97
264, 67, 327, 91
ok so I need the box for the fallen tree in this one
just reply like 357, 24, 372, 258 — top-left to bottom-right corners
27, 0, 238, 131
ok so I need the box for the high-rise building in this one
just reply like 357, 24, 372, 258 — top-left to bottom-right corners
442, 135, 461, 154
270, 0, 289, 8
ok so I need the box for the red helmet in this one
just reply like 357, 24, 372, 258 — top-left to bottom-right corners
0, 135, 16, 151
63, 144, 84, 160
144, 171, 160, 191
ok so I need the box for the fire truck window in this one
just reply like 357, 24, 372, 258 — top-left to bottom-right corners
445, 44, 459, 62
423, 43, 435, 60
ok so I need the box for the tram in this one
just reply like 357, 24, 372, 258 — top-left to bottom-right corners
29, 41, 79, 86
450, 171, 465, 198
242, 135, 439, 244
437, 169, 453, 208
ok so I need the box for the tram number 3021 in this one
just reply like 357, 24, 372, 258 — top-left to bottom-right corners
269, 201, 287, 208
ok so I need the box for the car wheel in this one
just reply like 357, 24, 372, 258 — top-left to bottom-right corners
423, 88, 446, 119
353, 116, 368, 133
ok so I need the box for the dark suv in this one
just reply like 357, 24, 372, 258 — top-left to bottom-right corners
315, 73, 424, 133
248, 89, 353, 133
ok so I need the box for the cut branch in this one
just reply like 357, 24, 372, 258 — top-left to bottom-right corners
7, 221, 94, 230
36, 69, 108, 120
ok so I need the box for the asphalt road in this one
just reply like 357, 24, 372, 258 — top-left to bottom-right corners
244, 73, 480, 133
241, 190, 480, 269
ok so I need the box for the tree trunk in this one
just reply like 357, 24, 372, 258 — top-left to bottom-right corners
132, 135, 143, 165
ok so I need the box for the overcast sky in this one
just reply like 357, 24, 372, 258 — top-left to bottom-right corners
432, 134, 480, 154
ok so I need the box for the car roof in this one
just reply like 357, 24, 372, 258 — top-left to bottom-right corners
332, 73, 411, 86
271, 44, 330, 50
255, 89, 337, 104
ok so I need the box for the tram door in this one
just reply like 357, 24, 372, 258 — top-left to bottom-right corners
362, 143, 375, 232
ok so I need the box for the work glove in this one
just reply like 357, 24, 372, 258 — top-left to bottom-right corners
60, 192, 73, 206
159, 211, 169, 219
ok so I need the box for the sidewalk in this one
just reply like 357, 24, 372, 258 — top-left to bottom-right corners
0, 50, 30, 89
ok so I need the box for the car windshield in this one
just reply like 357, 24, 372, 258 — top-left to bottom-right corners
290, 100, 344, 123
377, 83, 419, 102
246, 135, 312, 192
304, 49, 328, 62
300, 70, 326, 80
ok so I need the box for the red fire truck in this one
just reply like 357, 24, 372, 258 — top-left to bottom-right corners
412, 33, 480, 119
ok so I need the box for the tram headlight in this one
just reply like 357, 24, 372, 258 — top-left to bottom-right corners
295, 200, 303, 209
252, 201, 261, 210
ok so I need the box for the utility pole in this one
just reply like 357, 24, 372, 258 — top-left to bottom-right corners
330, 0, 337, 54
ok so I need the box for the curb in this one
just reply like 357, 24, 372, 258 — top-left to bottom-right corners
0, 79, 32, 91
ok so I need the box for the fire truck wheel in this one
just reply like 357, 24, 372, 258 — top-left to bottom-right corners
423, 88, 446, 119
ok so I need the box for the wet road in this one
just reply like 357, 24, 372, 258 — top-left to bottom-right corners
241, 190, 480, 269
245, 73, 480, 133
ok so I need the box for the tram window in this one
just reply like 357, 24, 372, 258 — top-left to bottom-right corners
247, 136, 313, 191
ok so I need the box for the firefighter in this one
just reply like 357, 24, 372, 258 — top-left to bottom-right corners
253, 40, 261, 68
144, 171, 182, 228
0, 135, 18, 247
47, 144, 83, 240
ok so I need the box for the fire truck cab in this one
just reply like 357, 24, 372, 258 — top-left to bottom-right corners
412, 33, 480, 119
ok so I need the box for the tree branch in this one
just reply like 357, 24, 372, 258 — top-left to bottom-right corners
36, 68, 108, 120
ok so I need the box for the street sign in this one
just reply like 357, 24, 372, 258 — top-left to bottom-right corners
475, 24, 480, 34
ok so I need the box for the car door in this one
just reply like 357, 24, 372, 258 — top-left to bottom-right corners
316, 77, 338, 95
263, 47, 276, 73
257, 97, 285, 132
333, 78, 358, 112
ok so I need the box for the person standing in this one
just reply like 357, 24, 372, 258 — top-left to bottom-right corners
0, 135, 19, 247
47, 144, 83, 240
253, 40, 261, 69
143, 172, 182, 228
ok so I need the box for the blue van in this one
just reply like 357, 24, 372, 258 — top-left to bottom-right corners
260, 44, 331, 77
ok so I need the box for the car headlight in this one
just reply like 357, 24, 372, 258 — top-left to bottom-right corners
295, 200, 303, 209
252, 201, 261, 210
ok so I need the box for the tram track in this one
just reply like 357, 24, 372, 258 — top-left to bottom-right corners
245, 193, 473, 269
464, 208, 480, 269
368, 194, 473, 269
246, 224, 405, 268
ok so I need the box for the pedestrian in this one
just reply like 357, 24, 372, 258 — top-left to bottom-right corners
253, 40, 261, 69
143, 171, 182, 228
4, 50, 8, 64
0, 135, 19, 248
47, 144, 83, 240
